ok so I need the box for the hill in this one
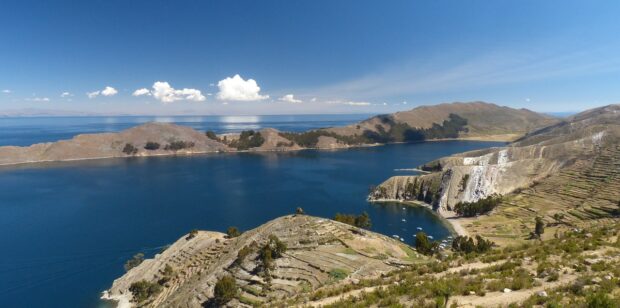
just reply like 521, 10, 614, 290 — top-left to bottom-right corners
0, 102, 554, 166
327, 101, 557, 142
102, 215, 420, 307
369, 104, 620, 246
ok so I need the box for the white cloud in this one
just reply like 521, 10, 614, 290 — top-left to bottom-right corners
27, 97, 50, 102
132, 88, 151, 96
61, 92, 72, 97
324, 100, 372, 106
278, 94, 302, 103
101, 86, 118, 96
87, 86, 117, 98
311, 97, 317, 102
345, 101, 371, 106
2, 89, 10, 94
151, 81, 206, 103
216, 74, 269, 101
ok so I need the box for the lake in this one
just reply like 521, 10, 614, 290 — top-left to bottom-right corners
0, 115, 502, 307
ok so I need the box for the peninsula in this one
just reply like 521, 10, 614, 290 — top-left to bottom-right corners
0, 102, 556, 166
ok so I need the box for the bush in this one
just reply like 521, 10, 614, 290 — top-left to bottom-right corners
122, 143, 138, 155
227, 226, 241, 238
535, 217, 545, 237
164, 140, 195, 151
334, 212, 372, 229
205, 131, 219, 141
129, 280, 161, 303
415, 232, 439, 255
452, 235, 494, 254
144, 141, 160, 150
454, 194, 502, 217
586, 292, 618, 308
186, 229, 198, 240
235, 246, 252, 266
213, 275, 237, 305
329, 268, 350, 280
229, 130, 265, 150
124, 253, 145, 272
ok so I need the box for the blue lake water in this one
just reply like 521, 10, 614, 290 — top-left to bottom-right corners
0, 115, 503, 307
0, 114, 373, 146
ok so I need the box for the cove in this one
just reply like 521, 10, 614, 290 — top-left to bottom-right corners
0, 140, 502, 307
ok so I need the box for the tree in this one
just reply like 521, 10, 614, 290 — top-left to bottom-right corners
227, 226, 241, 238
213, 275, 237, 305
333, 212, 372, 229
205, 131, 219, 141
535, 216, 545, 238
354, 212, 372, 229
124, 253, 145, 272
129, 280, 161, 303
122, 143, 138, 155
415, 232, 437, 255
144, 142, 160, 150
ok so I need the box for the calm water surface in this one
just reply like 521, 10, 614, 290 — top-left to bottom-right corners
0, 116, 503, 307
0, 114, 372, 146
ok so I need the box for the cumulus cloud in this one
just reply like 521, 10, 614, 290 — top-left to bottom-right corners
2, 89, 11, 94
278, 94, 302, 103
60, 92, 72, 97
151, 81, 205, 103
87, 86, 117, 98
101, 86, 118, 96
216, 74, 269, 101
132, 88, 151, 96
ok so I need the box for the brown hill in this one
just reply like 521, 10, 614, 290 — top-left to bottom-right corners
328, 101, 557, 142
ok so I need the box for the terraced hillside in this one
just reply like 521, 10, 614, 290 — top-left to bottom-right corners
103, 215, 421, 307
369, 104, 620, 246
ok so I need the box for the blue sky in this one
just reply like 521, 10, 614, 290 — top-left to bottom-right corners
1, 0, 620, 115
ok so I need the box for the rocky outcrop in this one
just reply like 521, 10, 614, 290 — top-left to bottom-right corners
370, 104, 620, 214
103, 215, 419, 307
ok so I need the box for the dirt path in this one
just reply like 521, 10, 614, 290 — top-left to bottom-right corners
448, 274, 578, 307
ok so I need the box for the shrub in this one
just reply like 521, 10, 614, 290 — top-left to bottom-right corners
329, 268, 350, 280
415, 232, 438, 255
296, 207, 304, 215
535, 217, 545, 237
164, 140, 195, 151
124, 253, 145, 272
144, 141, 160, 150
129, 280, 161, 302
227, 226, 241, 238
186, 229, 198, 240
333, 212, 372, 229
452, 235, 494, 254
122, 143, 138, 155
205, 131, 219, 141
586, 292, 618, 308
213, 275, 237, 305
235, 246, 252, 266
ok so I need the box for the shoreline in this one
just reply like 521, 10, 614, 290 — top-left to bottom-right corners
0, 136, 508, 169
368, 198, 468, 237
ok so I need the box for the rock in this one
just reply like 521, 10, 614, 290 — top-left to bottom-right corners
604, 275, 612, 281
538, 291, 548, 297
585, 233, 593, 238
591, 277, 602, 284
503, 288, 512, 293
469, 291, 476, 295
